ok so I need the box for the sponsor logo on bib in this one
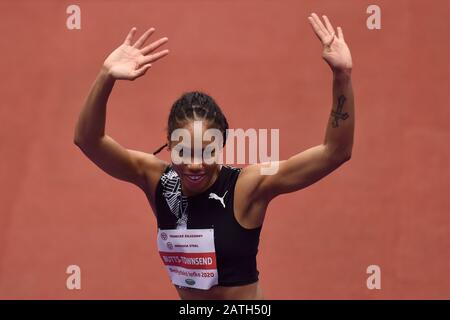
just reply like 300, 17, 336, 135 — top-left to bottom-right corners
157, 228, 218, 290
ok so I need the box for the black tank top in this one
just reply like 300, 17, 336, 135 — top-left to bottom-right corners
154, 165, 262, 287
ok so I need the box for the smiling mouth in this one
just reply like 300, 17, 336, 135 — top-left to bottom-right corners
185, 174, 206, 184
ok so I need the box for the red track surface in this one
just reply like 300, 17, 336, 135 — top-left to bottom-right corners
0, 0, 449, 299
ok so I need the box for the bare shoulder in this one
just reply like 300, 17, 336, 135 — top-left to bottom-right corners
235, 163, 276, 202
233, 164, 269, 229
235, 164, 265, 196
128, 150, 169, 198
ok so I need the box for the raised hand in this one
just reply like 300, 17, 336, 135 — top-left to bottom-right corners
308, 13, 352, 73
103, 27, 169, 80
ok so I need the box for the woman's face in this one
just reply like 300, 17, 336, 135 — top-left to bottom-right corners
168, 120, 221, 197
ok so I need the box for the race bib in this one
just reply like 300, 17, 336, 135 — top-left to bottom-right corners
157, 228, 218, 290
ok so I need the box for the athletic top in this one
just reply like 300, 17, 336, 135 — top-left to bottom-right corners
154, 164, 262, 289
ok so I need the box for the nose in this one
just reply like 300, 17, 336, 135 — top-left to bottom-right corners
185, 162, 204, 172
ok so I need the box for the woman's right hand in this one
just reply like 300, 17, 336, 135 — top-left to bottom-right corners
103, 27, 169, 81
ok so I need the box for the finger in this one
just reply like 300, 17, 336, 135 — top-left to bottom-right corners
324, 32, 336, 47
139, 49, 170, 64
311, 13, 329, 36
322, 15, 336, 35
132, 63, 152, 78
141, 37, 169, 55
133, 27, 156, 49
308, 16, 327, 42
337, 26, 345, 41
124, 27, 137, 45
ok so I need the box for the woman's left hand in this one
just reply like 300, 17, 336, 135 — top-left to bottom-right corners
308, 13, 353, 74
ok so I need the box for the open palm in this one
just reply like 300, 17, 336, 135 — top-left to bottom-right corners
308, 13, 352, 72
103, 27, 169, 80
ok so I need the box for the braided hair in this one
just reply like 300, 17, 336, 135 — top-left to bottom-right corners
152, 91, 229, 155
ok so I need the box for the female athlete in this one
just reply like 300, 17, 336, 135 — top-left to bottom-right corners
74, 13, 354, 300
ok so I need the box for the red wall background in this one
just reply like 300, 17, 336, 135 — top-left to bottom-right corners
0, 0, 449, 299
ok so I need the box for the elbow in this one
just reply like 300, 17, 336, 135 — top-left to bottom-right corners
73, 129, 91, 148
73, 135, 102, 153
73, 133, 88, 150
73, 138, 91, 156
73, 126, 82, 146
329, 151, 352, 164
343, 153, 352, 162
73, 133, 83, 147
73, 138, 85, 153
338, 151, 352, 163
325, 144, 352, 163
340, 150, 352, 162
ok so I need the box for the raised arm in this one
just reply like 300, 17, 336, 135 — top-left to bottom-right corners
74, 27, 169, 192
239, 13, 354, 204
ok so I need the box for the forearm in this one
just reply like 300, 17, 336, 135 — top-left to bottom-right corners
74, 67, 115, 145
323, 70, 354, 160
